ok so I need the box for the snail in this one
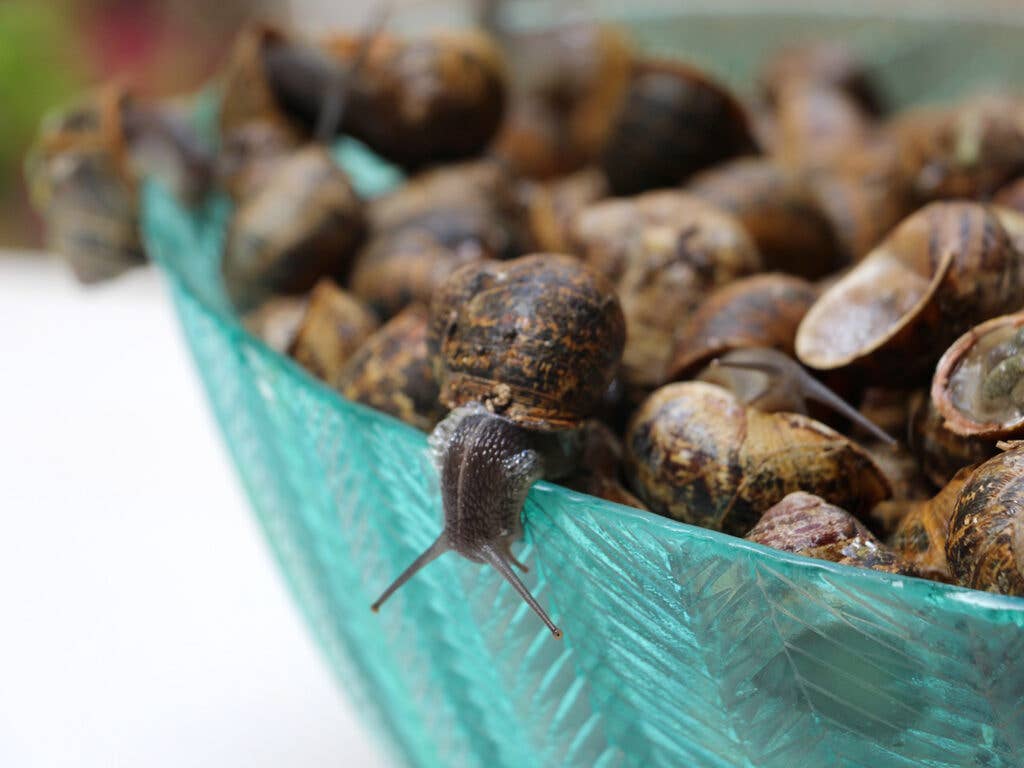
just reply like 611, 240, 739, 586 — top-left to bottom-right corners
795, 202, 1024, 382
288, 279, 379, 387
522, 167, 608, 254
337, 304, 445, 432
946, 443, 1024, 595
758, 40, 885, 117
243, 293, 310, 354
746, 492, 916, 575
600, 59, 759, 195
931, 311, 1024, 440
372, 254, 626, 637
884, 467, 976, 582
493, 23, 632, 178
222, 144, 366, 312
625, 381, 891, 535
668, 273, 818, 380
695, 347, 896, 446
26, 83, 210, 282
687, 158, 842, 277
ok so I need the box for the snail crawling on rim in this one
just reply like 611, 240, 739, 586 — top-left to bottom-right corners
371, 254, 626, 638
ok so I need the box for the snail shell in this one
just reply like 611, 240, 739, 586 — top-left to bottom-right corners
946, 445, 1024, 595
600, 59, 759, 195
746, 492, 916, 575
223, 145, 366, 311
773, 82, 874, 171
216, 120, 299, 202
625, 382, 891, 535
931, 311, 1024, 440
523, 167, 608, 254
687, 158, 842, 277
243, 294, 310, 354
428, 254, 625, 431
669, 274, 818, 380
338, 304, 445, 432
322, 30, 507, 169
288, 279, 378, 387
907, 391, 997, 489
795, 202, 1024, 381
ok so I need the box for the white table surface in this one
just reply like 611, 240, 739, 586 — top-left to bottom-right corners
0, 254, 389, 768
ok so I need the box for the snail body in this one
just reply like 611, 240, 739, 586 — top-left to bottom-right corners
946, 445, 1024, 595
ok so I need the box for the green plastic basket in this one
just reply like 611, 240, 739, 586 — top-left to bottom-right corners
142, 7, 1024, 767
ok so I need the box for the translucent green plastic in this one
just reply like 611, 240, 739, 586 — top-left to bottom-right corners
142, 9, 1024, 768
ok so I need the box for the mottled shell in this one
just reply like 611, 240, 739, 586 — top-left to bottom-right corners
946, 445, 1024, 595
219, 23, 304, 141
601, 59, 759, 195
932, 311, 1024, 439
223, 145, 366, 311
524, 168, 608, 254
323, 30, 506, 169
746, 492, 915, 575
687, 158, 841, 277
892, 94, 1024, 203
338, 304, 445, 431
669, 274, 817, 379
758, 41, 884, 116
288, 279, 378, 387
796, 202, 1024, 380
908, 391, 996, 489
26, 84, 144, 283
243, 294, 310, 354
428, 254, 625, 431
494, 24, 632, 179
887, 468, 975, 582
626, 382, 891, 535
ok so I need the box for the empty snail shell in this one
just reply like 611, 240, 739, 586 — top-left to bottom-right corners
796, 202, 1024, 382
907, 390, 997, 489
223, 145, 366, 311
493, 23, 632, 179
696, 347, 896, 446
337, 304, 445, 432
625, 382, 891, 535
428, 254, 625, 431
931, 311, 1024, 440
669, 273, 818, 380
371, 402, 563, 638
243, 293, 310, 354
687, 158, 842, 277
288, 279, 378, 387
322, 29, 507, 169
522, 167, 608, 254
746, 492, 916, 575
885, 467, 976, 582
758, 40, 885, 117
946, 443, 1024, 595
601, 59, 759, 195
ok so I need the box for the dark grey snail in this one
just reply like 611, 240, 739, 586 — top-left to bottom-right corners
371, 403, 561, 638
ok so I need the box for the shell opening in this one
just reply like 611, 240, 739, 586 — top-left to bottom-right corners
949, 324, 1024, 425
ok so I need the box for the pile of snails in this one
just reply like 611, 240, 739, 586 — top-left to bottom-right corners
31, 16, 1024, 637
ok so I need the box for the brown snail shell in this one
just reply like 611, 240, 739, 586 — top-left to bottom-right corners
243, 293, 310, 354
493, 24, 632, 179
26, 84, 144, 283
892, 94, 1024, 204
908, 390, 997, 489
523, 168, 608, 254
625, 382, 891, 536
288, 279, 379, 387
946, 444, 1024, 595
428, 254, 625, 431
600, 59, 759, 195
669, 273, 818, 380
795, 202, 1024, 381
322, 30, 506, 169
885, 467, 976, 582
338, 304, 445, 431
773, 82, 874, 171
758, 41, 884, 117
687, 158, 842, 277
931, 311, 1024, 440
215, 119, 299, 202
746, 492, 915, 575
223, 145, 366, 311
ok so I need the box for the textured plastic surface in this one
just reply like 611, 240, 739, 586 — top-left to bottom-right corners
142, 9, 1024, 768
